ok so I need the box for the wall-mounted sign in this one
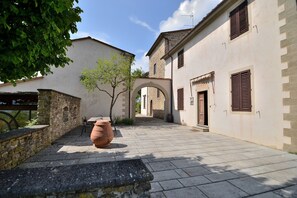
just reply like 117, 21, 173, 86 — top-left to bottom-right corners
190, 97, 194, 105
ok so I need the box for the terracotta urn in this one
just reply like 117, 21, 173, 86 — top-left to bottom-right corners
90, 120, 114, 148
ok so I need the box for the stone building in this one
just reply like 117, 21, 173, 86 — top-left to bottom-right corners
145, 29, 191, 119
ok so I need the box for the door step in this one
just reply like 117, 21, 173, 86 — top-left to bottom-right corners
191, 125, 209, 132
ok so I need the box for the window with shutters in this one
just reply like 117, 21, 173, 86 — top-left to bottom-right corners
178, 49, 184, 69
230, 0, 249, 40
177, 88, 184, 110
231, 70, 251, 112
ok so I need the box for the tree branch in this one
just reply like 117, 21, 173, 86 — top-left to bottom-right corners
112, 88, 128, 106
95, 84, 112, 98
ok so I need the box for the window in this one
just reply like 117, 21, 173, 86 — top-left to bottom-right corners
157, 89, 160, 98
178, 49, 184, 68
153, 64, 156, 75
177, 88, 184, 110
230, 0, 249, 40
143, 95, 146, 109
231, 70, 251, 112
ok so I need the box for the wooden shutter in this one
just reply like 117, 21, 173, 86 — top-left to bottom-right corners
178, 49, 184, 68
239, 1, 248, 34
177, 88, 184, 110
231, 73, 240, 111
241, 70, 251, 111
230, 9, 238, 40
230, 0, 248, 40
231, 70, 251, 112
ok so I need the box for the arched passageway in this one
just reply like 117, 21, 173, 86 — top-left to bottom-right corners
130, 78, 171, 121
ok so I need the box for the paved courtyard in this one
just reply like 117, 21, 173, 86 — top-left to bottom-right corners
19, 118, 297, 198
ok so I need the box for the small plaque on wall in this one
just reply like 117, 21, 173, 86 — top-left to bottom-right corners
190, 97, 194, 105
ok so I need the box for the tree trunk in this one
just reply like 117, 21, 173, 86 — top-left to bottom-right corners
109, 87, 116, 125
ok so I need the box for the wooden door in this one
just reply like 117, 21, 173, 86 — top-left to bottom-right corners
198, 92, 205, 125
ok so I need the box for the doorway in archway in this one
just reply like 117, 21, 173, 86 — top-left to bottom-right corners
133, 86, 166, 120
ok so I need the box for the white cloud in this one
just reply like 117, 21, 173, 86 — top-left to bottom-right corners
71, 31, 111, 44
133, 52, 149, 72
159, 0, 223, 32
130, 17, 158, 35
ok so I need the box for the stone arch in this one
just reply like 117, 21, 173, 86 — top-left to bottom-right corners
131, 82, 170, 121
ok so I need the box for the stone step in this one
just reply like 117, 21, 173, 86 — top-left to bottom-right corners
192, 124, 209, 132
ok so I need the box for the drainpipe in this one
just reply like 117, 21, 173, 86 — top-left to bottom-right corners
128, 56, 132, 119
169, 55, 174, 122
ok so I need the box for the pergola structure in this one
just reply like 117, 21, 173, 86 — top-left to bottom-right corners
0, 92, 38, 132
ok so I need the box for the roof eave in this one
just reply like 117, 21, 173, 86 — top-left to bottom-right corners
162, 0, 235, 60
72, 36, 135, 57
146, 28, 192, 57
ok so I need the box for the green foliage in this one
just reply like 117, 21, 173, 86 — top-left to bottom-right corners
0, 0, 82, 83
135, 102, 141, 114
26, 118, 38, 127
114, 117, 134, 125
0, 110, 37, 133
80, 53, 134, 92
122, 118, 134, 125
80, 53, 135, 123
132, 68, 149, 78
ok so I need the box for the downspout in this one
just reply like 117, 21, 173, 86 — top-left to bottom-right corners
128, 56, 132, 119
169, 55, 174, 122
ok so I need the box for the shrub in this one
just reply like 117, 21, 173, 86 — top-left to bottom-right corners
114, 117, 134, 125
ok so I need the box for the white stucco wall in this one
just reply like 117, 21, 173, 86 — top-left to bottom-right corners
140, 87, 148, 116
0, 39, 132, 120
166, 0, 284, 149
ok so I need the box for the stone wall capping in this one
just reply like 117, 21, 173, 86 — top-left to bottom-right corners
0, 125, 49, 143
0, 159, 153, 197
37, 89, 81, 100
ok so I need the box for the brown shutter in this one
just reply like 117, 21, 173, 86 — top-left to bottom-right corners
181, 50, 184, 67
178, 49, 184, 68
240, 70, 251, 111
239, 1, 248, 34
230, 9, 238, 40
231, 73, 240, 111
177, 88, 184, 110
230, 0, 248, 40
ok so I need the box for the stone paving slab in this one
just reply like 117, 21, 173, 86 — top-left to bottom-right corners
17, 118, 297, 197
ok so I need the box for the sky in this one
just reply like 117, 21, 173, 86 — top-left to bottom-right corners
71, 0, 222, 72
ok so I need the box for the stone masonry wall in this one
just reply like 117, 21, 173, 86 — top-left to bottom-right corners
148, 40, 166, 117
279, 0, 297, 152
0, 89, 81, 170
38, 89, 81, 142
148, 29, 191, 118
0, 126, 50, 170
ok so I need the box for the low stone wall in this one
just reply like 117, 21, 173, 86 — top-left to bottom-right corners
0, 89, 81, 170
0, 126, 49, 170
153, 109, 164, 119
0, 159, 153, 198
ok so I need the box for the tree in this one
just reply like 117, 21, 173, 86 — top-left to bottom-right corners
80, 53, 135, 124
132, 68, 149, 78
0, 0, 82, 83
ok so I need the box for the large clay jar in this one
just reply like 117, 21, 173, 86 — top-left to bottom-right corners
90, 120, 114, 148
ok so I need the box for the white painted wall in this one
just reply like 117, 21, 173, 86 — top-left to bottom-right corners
140, 87, 148, 115
166, 0, 284, 149
0, 38, 132, 120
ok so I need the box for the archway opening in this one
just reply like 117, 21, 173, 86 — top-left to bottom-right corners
131, 82, 170, 123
